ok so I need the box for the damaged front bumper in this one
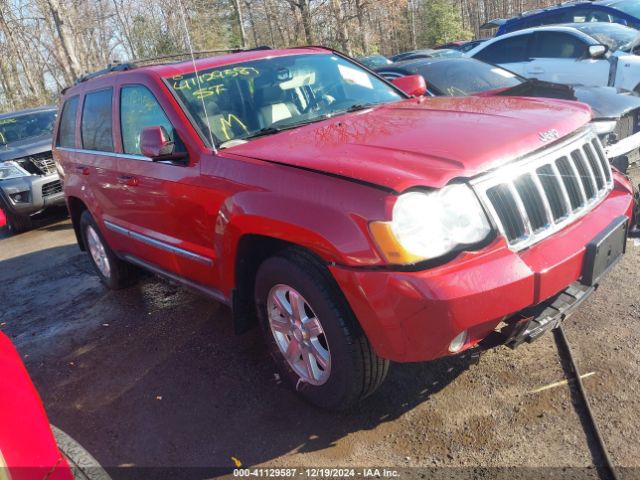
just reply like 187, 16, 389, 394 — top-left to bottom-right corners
481, 216, 628, 350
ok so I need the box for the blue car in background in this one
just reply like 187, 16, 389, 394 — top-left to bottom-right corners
484, 0, 640, 36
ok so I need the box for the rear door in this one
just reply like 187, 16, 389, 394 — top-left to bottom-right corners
472, 33, 532, 76
75, 87, 134, 253
527, 31, 610, 86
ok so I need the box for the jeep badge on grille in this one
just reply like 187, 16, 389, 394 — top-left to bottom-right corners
539, 129, 560, 142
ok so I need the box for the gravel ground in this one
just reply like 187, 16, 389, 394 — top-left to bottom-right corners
0, 169, 639, 480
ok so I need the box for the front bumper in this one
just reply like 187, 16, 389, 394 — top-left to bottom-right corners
0, 174, 65, 216
330, 175, 634, 362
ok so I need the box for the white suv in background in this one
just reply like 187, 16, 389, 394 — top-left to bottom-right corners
466, 22, 640, 92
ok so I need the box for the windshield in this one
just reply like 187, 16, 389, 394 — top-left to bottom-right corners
166, 53, 403, 146
574, 22, 640, 51
407, 60, 523, 96
0, 111, 56, 145
609, 0, 640, 17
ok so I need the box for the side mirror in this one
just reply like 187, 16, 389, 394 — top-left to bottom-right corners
391, 74, 427, 97
588, 44, 608, 59
140, 126, 176, 159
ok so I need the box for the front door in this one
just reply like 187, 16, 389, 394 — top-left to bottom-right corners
108, 83, 219, 289
527, 31, 610, 86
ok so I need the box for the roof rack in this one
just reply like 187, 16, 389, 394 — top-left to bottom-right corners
73, 46, 273, 85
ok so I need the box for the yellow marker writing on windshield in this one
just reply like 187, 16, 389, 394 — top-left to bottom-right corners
220, 114, 249, 140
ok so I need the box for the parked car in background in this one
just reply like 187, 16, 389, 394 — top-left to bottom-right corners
389, 48, 463, 62
467, 23, 640, 92
435, 39, 488, 52
486, 1, 640, 36
356, 54, 392, 68
54, 47, 634, 410
0, 107, 65, 233
376, 57, 640, 169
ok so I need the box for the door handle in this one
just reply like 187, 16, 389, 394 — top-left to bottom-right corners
75, 165, 90, 176
118, 175, 139, 187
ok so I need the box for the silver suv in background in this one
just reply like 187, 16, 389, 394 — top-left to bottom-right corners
0, 107, 65, 232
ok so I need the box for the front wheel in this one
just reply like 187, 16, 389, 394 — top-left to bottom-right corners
255, 248, 389, 410
80, 210, 138, 289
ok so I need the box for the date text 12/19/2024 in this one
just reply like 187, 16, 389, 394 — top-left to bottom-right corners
233, 468, 401, 478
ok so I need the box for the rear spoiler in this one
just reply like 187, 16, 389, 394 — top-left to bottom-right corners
480, 18, 507, 30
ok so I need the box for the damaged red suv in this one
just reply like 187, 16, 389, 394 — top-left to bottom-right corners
53, 47, 634, 409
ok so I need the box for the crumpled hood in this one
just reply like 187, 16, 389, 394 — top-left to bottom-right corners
0, 136, 51, 162
226, 96, 592, 192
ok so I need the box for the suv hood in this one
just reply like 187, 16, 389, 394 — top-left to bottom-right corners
0, 136, 51, 162
226, 96, 592, 192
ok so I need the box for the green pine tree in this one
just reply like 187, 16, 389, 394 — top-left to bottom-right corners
420, 0, 471, 47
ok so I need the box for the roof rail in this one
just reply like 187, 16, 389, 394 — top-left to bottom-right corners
75, 63, 135, 84
132, 46, 271, 66
71, 46, 273, 85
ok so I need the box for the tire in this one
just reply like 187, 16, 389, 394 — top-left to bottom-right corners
80, 210, 138, 289
51, 425, 112, 480
0, 201, 32, 233
255, 248, 389, 410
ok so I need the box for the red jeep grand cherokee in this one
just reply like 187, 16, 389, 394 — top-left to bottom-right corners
53, 47, 634, 409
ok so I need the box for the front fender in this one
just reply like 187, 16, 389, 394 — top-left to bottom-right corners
213, 186, 389, 295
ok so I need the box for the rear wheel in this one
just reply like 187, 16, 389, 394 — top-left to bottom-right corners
0, 201, 32, 233
255, 248, 389, 410
80, 210, 138, 289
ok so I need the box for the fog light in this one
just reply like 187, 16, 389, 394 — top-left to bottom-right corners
9, 191, 28, 203
449, 330, 468, 353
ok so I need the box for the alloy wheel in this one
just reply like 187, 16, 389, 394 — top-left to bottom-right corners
267, 284, 331, 386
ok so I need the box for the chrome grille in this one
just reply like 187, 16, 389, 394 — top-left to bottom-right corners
42, 180, 62, 197
29, 153, 57, 176
472, 129, 613, 251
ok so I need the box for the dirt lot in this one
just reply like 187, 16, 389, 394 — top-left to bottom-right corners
1, 169, 639, 480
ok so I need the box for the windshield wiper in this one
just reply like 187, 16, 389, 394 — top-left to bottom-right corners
242, 115, 334, 140
341, 103, 379, 113
241, 126, 285, 141
240, 105, 380, 142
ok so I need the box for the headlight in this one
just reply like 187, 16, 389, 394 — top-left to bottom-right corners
370, 184, 492, 264
591, 120, 617, 136
0, 161, 29, 180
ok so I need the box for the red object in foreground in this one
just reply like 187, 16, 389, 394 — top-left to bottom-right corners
0, 209, 6, 229
0, 332, 73, 480
52, 47, 634, 409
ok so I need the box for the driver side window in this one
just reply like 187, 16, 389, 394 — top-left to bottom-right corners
531, 32, 588, 59
120, 85, 176, 155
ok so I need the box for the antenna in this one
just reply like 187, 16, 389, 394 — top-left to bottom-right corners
177, 1, 218, 154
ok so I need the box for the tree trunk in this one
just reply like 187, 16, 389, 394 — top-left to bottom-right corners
232, 0, 247, 48
45, 0, 82, 80
297, 0, 314, 44
331, 0, 352, 55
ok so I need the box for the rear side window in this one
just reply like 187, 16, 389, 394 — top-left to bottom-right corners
474, 35, 531, 63
57, 96, 79, 148
120, 85, 175, 155
531, 32, 587, 59
81, 89, 114, 152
